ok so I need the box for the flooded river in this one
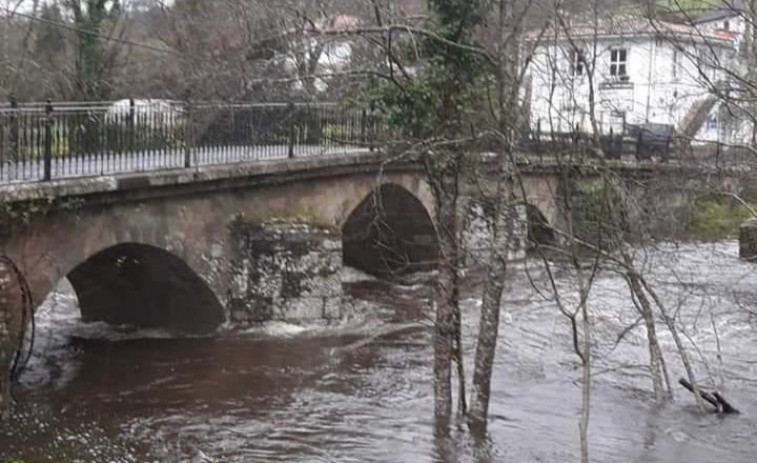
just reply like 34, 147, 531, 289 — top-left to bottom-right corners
1, 241, 757, 462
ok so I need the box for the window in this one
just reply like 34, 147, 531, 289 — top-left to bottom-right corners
610, 48, 627, 77
724, 20, 730, 31
706, 116, 718, 130
570, 49, 584, 76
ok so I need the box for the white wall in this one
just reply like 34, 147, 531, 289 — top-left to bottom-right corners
526, 32, 737, 143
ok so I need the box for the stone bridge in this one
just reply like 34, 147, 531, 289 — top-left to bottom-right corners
0, 147, 751, 415
1, 149, 746, 337
0, 151, 568, 336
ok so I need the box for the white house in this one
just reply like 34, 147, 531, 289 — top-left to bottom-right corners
524, 15, 741, 144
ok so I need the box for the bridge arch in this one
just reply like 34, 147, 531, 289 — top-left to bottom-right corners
341, 183, 439, 278
525, 203, 556, 249
57, 243, 225, 334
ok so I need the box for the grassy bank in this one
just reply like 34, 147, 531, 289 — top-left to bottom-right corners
568, 180, 756, 243
688, 195, 756, 241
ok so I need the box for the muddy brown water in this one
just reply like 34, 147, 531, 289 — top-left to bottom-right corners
1, 241, 757, 462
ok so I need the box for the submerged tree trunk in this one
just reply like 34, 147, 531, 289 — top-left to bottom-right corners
0, 365, 8, 420
453, 245, 467, 417
433, 175, 462, 431
0, 329, 9, 419
625, 269, 670, 403
638, 276, 706, 411
468, 0, 520, 435
0, 261, 20, 419
468, 191, 512, 435
0, 257, 30, 420
578, 292, 591, 463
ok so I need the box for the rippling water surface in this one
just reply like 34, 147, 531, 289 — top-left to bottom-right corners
2, 242, 757, 462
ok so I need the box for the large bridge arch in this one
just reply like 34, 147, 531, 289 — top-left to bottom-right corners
19, 237, 225, 335
342, 183, 439, 278
67, 243, 225, 334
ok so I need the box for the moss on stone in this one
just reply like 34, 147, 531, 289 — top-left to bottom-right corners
688, 195, 756, 241
569, 178, 624, 248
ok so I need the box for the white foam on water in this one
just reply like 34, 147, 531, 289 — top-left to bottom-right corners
239, 321, 311, 337
340, 266, 377, 283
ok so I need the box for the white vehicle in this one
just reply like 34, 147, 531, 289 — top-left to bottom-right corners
104, 99, 184, 127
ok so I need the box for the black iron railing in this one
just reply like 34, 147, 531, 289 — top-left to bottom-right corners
0, 100, 381, 183
522, 122, 676, 161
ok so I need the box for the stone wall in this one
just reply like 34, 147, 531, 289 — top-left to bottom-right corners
461, 202, 528, 268
227, 222, 343, 325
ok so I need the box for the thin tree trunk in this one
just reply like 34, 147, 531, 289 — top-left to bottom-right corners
1, 263, 14, 419
578, 296, 591, 463
468, 199, 511, 435
452, 166, 467, 417
468, 0, 518, 435
453, 271, 467, 416
0, 368, 8, 420
434, 184, 460, 431
638, 275, 705, 411
625, 270, 669, 403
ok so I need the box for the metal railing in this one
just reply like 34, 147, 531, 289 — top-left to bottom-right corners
0, 100, 382, 183
522, 122, 676, 161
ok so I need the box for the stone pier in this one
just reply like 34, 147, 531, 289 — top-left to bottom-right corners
227, 222, 343, 324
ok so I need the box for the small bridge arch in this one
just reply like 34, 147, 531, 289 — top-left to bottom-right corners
525, 203, 557, 249
342, 183, 439, 278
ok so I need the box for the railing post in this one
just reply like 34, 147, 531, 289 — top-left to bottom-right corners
368, 100, 376, 152
184, 97, 192, 168
128, 98, 136, 151
43, 100, 53, 181
288, 102, 295, 159
9, 97, 18, 163
360, 107, 367, 147
607, 127, 614, 159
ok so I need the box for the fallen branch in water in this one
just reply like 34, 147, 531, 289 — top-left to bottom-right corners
678, 378, 740, 414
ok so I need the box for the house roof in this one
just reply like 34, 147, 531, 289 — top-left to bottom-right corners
691, 0, 743, 23
525, 15, 736, 46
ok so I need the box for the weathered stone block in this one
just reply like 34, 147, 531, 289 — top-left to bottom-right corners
323, 297, 341, 319
740, 219, 757, 261
462, 202, 528, 267
228, 222, 343, 325
280, 297, 330, 320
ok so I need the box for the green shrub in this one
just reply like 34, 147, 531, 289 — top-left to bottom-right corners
688, 195, 755, 240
